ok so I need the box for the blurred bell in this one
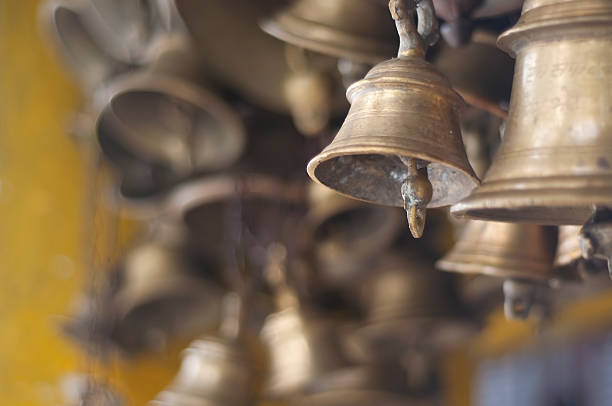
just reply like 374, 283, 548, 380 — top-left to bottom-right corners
437, 220, 554, 319
579, 208, 612, 278
308, 0, 478, 238
153, 294, 261, 406
306, 183, 402, 286
452, 0, 612, 225
96, 35, 245, 199
260, 0, 398, 64
111, 241, 224, 353
555, 226, 607, 280
346, 254, 477, 362
40, 0, 128, 91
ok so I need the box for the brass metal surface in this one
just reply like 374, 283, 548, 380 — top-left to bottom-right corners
308, 0, 478, 237
437, 220, 554, 281
96, 36, 246, 200
260, 0, 398, 64
452, 0, 612, 225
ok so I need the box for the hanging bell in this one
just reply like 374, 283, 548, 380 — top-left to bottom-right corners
153, 294, 262, 406
436, 220, 555, 319
452, 0, 612, 225
96, 35, 246, 199
260, 0, 398, 64
306, 182, 403, 286
346, 254, 477, 363
307, 0, 479, 238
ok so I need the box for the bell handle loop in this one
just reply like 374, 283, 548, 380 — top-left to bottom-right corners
389, 0, 439, 58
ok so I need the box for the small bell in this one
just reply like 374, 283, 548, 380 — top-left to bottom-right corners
307, 0, 478, 238
452, 0, 612, 225
436, 220, 555, 320
306, 183, 402, 286
346, 254, 477, 363
260, 0, 398, 64
95, 35, 246, 199
152, 294, 261, 406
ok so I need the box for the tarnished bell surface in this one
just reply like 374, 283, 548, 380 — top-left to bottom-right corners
452, 0, 612, 225
152, 337, 258, 406
347, 255, 476, 362
308, 0, 479, 238
260, 307, 350, 399
306, 183, 402, 286
96, 36, 245, 199
436, 221, 554, 281
40, 0, 128, 92
112, 241, 224, 352
260, 0, 398, 64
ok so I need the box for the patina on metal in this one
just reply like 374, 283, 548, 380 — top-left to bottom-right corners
260, 0, 398, 64
96, 35, 246, 199
308, 0, 478, 238
452, 0, 612, 225
436, 220, 554, 319
580, 208, 612, 279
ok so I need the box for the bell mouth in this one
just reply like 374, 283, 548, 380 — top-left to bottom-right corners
450, 176, 612, 225
308, 153, 479, 208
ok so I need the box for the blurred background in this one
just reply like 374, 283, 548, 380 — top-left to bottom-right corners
2, 0, 612, 405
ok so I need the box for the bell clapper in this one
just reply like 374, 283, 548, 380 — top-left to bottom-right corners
400, 157, 433, 238
579, 207, 612, 280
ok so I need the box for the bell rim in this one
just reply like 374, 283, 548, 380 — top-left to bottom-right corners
97, 70, 247, 170
307, 148, 480, 209
436, 257, 552, 281
259, 14, 395, 65
497, 2, 612, 56
450, 178, 612, 225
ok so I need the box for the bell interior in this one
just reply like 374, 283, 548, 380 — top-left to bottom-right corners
312, 154, 476, 207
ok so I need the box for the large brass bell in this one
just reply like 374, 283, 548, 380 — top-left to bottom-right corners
346, 254, 476, 362
308, 0, 478, 238
96, 35, 246, 199
452, 0, 612, 225
260, 0, 398, 64
306, 183, 403, 286
436, 220, 555, 319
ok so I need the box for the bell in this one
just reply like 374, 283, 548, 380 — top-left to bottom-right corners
452, 0, 612, 225
260, 0, 398, 64
40, 0, 129, 91
555, 226, 607, 280
436, 220, 555, 319
306, 183, 403, 286
346, 254, 477, 363
260, 244, 350, 400
308, 0, 479, 238
95, 35, 246, 200
153, 294, 262, 406
579, 208, 612, 278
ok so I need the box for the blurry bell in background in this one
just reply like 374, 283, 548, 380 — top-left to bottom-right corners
260, 0, 398, 65
555, 226, 607, 281
153, 294, 262, 406
308, 0, 478, 239
305, 182, 402, 287
579, 208, 612, 279
436, 220, 555, 320
96, 35, 246, 200
40, 0, 129, 92
346, 254, 477, 364
260, 243, 350, 401
452, 0, 612, 225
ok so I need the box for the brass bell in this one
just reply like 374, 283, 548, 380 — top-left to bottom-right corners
260, 0, 398, 64
306, 183, 403, 286
436, 220, 555, 319
452, 0, 612, 225
153, 294, 261, 406
346, 254, 476, 362
40, 0, 129, 91
96, 35, 246, 199
308, 0, 479, 238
